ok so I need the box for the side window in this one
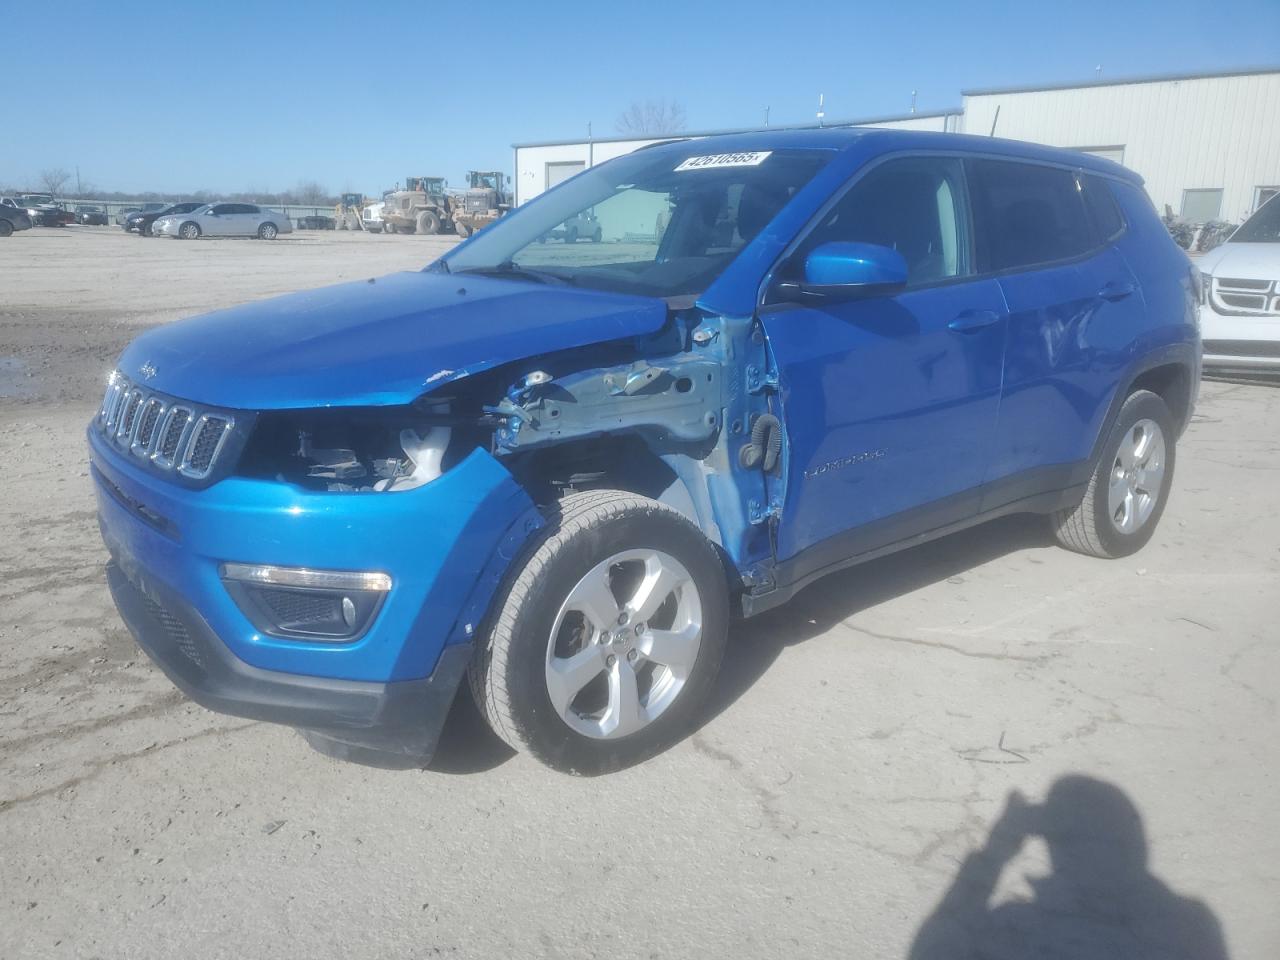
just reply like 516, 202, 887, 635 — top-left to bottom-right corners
1080, 174, 1126, 242
794, 156, 969, 286
968, 159, 1093, 271
211, 204, 233, 215
242, 204, 260, 214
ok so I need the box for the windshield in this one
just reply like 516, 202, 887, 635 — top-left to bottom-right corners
1231, 195, 1280, 243
444, 147, 831, 299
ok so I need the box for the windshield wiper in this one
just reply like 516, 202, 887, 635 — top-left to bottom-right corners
455, 261, 571, 286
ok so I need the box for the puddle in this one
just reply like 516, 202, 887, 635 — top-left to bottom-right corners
0, 356, 37, 398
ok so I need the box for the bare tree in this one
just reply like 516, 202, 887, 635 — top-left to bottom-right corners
615, 98, 687, 137
39, 167, 71, 197
295, 180, 329, 205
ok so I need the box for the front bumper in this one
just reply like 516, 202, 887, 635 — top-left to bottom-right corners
1199, 304, 1280, 375
90, 424, 539, 764
105, 559, 471, 766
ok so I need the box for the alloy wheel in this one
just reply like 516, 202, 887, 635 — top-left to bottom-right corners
545, 549, 702, 740
1107, 418, 1166, 534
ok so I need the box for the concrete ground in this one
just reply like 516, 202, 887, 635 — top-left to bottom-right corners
1, 228, 1277, 960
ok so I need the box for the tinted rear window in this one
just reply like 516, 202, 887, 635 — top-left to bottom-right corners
1081, 175, 1126, 241
969, 159, 1093, 271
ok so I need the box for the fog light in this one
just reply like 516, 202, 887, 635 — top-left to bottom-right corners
220, 563, 391, 641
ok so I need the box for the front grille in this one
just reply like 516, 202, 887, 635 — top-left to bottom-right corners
1211, 277, 1280, 317
141, 593, 203, 667
96, 372, 236, 481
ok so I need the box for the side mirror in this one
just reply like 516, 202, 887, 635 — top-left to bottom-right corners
781, 241, 908, 299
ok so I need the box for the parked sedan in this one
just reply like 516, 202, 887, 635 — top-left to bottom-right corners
126, 202, 203, 236
122, 202, 172, 231
75, 205, 110, 226
153, 202, 293, 239
0, 202, 33, 236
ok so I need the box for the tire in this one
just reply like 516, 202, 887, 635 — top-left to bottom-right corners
416, 210, 440, 235
565, 227, 578, 244
470, 490, 729, 775
1051, 389, 1176, 558
0, 220, 12, 238
142, 223, 153, 237
591, 226, 602, 243
258, 222, 278, 240
178, 221, 200, 240
455, 221, 472, 239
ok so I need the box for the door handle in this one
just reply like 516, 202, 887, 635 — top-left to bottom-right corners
948, 309, 1002, 333
1098, 279, 1136, 301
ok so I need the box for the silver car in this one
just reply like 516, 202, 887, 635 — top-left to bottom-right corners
153, 202, 293, 240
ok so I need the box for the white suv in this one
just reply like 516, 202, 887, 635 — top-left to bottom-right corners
1198, 194, 1280, 377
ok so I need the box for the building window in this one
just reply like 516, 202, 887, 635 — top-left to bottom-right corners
1256, 186, 1279, 212
545, 161, 585, 191
1181, 188, 1223, 223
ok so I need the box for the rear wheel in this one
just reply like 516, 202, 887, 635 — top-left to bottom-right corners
0, 220, 12, 237
178, 222, 200, 240
470, 490, 729, 775
1051, 389, 1176, 558
416, 210, 440, 235
258, 222, 278, 240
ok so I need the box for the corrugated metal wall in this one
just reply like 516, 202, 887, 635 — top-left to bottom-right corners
961, 73, 1280, 223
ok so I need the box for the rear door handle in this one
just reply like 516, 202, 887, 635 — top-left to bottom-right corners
948, 309, 1002, 333
1098, 280, 1136, 301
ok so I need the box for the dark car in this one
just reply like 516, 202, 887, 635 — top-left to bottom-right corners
121, 202, 172, 232
127, 202, 203, 236
75, 204, 110, 226
91, 129, 1200, 773
15, 194, 66, 227
0, 200, 33, 236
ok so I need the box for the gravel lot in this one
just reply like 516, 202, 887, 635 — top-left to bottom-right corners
2, 227, 1277, 959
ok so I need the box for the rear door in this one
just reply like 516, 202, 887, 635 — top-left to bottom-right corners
761, 154, 1009, 566
968, 159, 1147, 499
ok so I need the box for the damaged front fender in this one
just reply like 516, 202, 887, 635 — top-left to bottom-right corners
491, 359, 723, 452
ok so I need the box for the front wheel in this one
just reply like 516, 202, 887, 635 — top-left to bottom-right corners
470, 490, 729, 775
258, 222, 278, 240
0, 220, 12, 237
178, 222, 200, 240
1051, 389, 1176, 558
416, 210, 440, 235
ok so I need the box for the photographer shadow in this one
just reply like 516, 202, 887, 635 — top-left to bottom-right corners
910, 776, 1230, 960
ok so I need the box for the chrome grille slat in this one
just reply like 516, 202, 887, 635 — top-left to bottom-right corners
1211, 277, 1280, 317
95, 373, 236, 481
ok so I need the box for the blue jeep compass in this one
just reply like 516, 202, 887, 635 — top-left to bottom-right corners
90, 130, 1201, 773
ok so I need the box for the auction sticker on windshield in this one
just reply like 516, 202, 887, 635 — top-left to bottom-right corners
674, 152, 772, 171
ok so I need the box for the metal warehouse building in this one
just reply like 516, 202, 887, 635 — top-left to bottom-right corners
513, 67, 1280, 224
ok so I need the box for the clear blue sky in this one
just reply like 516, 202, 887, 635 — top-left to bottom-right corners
3, 0, 1277, 197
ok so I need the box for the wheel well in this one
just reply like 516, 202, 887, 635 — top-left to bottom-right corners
1129, 363, 1192, 431
507, 435, 677, 506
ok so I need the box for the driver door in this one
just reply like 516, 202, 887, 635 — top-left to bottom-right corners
761, 155, 1009, 568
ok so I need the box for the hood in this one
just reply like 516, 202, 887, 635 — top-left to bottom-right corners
116, 270, 669, 410
1197, 240, 1280, 279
